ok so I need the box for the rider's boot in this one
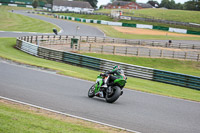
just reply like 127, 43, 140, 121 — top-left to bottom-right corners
101, 83, 107, 88
95, 91, 104, 98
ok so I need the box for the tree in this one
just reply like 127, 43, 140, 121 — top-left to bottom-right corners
46, 0, 53, 4
160, 0, 176, 9
84, 0, 98, 8
175, 3, 183, 10
32, 0, 38, 8
121, 0, 136, 1
184, 0, 200, 11
111, 0, 136, 2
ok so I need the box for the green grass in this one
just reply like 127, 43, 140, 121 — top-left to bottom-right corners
0, 6, 60, 33
0, 102, 107, 133
81, 53, 200, 77
0, 38, 200, 102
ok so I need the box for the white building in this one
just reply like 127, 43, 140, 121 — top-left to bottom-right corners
53, 0, 94, 13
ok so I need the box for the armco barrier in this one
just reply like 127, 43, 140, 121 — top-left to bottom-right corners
38, 47, 63, 61
153, 70, 200, 90
63, 52, 101, 70
100, 59, 154, 80
16, 37, 200, 90
16, 40, 38, 56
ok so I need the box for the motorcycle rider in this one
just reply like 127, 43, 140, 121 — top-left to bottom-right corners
101, 65, 126, 88
95, 65, 126, 97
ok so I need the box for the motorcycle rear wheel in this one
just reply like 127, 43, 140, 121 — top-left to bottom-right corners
106, 86, 121, 103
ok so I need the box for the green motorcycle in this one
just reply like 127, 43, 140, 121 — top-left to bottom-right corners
88, 73, 127, 103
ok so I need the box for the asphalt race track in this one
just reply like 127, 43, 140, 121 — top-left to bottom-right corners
1, 10, 200, 133
0, 60, 200, 133
0, 10, 105, 37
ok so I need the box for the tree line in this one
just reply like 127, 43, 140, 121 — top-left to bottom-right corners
159, 0, 200, 11
110, 0, 200, 11
32, 0, 200, 11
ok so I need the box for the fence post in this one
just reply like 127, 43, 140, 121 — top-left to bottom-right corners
125, 47, 128, 55
103, 37, 105, 43
172, 51, 175, 58
179, 43, 181, 48
87, 36, 89, 42
138, 41, 141, 45
149, 49, 151, 57
36, 36, 38, 44
95, 36, 97, 42
101, 45, 104, 53
137, 48, 139, 56
160, 50, 163, 57
113, 39, 115, 43
113, 46, 116, 55
152, 41, 154, 46
31, 36, 33, 43
89, 44, 92, 52
184, 52, 187, 60
197, 54, 200, 61
78, 43, 81, 51
192, 44, 195, 49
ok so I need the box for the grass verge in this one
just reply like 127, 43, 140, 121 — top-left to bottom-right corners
0, 5, 60, 33
0, 38, 200, 102
81, 53, 200, 77
0, 99, 124, 133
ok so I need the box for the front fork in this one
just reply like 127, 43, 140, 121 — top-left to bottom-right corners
95, 76, 110, 94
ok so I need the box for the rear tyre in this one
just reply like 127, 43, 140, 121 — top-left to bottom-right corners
106, 86, 121, 103
88, 84, 95, 98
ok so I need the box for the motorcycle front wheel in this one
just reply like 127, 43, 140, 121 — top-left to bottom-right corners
88, 84, 95, 98
106, 86, 121, 103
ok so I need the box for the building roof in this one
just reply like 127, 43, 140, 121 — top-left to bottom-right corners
53, 0, 93, 9
111, 1, 132, 6
138, 3, 153, 8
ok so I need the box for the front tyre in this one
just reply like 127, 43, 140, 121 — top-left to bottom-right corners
106, 86, 121, 103
88, 84, 95, 98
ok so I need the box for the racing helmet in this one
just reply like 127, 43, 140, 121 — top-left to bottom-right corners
113, 65, 121, 70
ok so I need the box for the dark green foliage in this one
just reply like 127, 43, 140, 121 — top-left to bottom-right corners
160, 0, 176, 9
184, 0, 200, 11
83, 0, 98, 8
32, 0, 38, 9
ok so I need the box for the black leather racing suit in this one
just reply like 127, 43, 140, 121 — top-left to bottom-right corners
104, 69, 125, 86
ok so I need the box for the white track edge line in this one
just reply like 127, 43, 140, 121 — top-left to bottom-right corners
0, 96, 141, 133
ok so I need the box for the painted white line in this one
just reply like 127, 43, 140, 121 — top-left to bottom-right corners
0, 96, 141, 133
